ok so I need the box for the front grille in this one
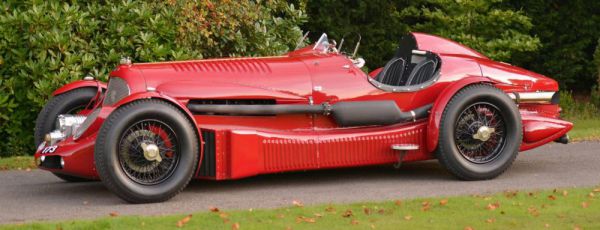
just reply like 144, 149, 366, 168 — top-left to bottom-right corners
40, 156, 62, 169
197, 130, 216, 177
103, 77, 130, 106
73, 108, 101, 139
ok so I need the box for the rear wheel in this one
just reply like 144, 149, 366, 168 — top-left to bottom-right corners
34, 87, 97, 182
437, 84, 522, 180
95, 99, 198, 203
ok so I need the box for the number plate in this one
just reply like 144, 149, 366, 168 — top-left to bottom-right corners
41, 146, 58, 154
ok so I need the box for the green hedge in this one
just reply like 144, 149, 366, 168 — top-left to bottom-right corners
0, 0, 305, 156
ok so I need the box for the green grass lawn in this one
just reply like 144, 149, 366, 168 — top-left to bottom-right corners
0, 156, 35, 171
569, 118, 600, 141
2, 187, 599, 229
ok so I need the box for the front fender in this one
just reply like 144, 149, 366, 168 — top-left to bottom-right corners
52, 80, 107, 96
426, 76, 494, 153
112, 92, 198, 132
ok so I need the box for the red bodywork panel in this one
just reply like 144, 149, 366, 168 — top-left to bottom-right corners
52, 80, 107, 96
35, 32, 572, 180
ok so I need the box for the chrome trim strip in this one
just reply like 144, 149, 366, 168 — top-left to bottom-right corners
508, 92, 555, 104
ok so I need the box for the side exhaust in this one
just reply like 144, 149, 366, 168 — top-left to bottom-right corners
187, 100, 432, 127
508, 91, 558, 104
554, 134, 569, 144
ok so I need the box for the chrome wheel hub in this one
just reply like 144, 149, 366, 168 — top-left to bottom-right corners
472, 126, 495, 142
141, 142, 162, 162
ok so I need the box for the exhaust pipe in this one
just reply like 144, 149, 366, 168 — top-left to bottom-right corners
187, 100, 432, 127
508, 92, 557, 104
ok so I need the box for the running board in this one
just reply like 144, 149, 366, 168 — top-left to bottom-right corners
391, 144, 418, 169
391, 144, 419, 151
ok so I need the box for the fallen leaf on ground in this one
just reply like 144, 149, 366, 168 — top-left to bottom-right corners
545, 223, 551, 228
351, 219, 359, 225
292, 200, 304, 207
574, 226, 582, 230
440, 199, 448, 206
313, 213, 323, 218
548, 195, 557, 200
109, 212, 119, 217
528, 207, 540, 216
209, 206, 220, 212
342, 210, 353, 218
588, 192, 595, 198
563, 190, 569, 196
232, 222, 240, 230
394, 200, 402, 206
422, 201, 431, 211
581, 202, 589, 208
176, 215, 192, 228
404, 215, 412, 220
276, 213, 285, 219
325, 206, 335, 213
296, 216, 316, 223
377, 208, 385, 214
464, 226, 474, 230
486, 202, 500, 211
219, 212, 230, 223
363, 207, 372, 215
593, 188, 600, 193
504, 190, 518, 198
486, 218, 496, 223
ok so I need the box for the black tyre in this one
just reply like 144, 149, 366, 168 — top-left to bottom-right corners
437, 84, 522, 180
95, 99, 198, 203
34, 87, 97, 182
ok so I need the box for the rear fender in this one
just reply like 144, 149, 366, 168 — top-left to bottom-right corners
426, 76, 495, 153
52, 80, 107, 96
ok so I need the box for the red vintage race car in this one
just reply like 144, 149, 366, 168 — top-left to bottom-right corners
34, 32, 572, 203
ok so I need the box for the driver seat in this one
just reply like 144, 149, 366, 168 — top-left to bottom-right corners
375, 57, 406, 86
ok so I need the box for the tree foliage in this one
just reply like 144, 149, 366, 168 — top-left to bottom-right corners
506, 0, 600, 92
302, 0, 540, 70
0, 0, 305, 156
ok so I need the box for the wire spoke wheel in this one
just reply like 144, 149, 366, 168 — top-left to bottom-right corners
454, 102, 507, 164
118, 119, 180, 185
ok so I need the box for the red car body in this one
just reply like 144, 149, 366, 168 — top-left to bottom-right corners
35, 32, 572, 181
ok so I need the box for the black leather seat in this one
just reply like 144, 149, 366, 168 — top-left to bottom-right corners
406, 59, 437, 85
375, 58, 406, 86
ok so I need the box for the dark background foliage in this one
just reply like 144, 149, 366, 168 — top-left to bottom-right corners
1, 0, 599, 156
302, 0, 599, 92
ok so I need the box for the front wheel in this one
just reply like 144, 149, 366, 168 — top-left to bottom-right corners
35, 87, 97, 182
437, 84, 522, 180
95, 99, 199, 203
